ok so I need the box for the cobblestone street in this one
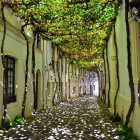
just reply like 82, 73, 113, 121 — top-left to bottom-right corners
1, 96, 120, 140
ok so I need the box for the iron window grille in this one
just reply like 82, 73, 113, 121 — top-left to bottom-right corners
4, 56, 16, 104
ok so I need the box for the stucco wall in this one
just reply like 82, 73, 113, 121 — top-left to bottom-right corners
0, 4, 44, 120
105, 1, 140, 138
107, 30, 117, 110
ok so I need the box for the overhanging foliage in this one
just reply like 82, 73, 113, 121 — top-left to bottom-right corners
5, 0, 121, 70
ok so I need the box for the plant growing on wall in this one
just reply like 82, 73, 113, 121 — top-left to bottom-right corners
61, 55, 65, 101
32, 29, 37, 112
113, 23, 120, 115
4, 115, 25, 129
5, 0, 121, 71
102, 50, 106, 104
52, 47, 63, 105
124, 0, 135, 126
21, 22, 30, 117
68, 61, 72, 99
57, 52, 62, 102
5, 0, 46, 116
52, 44, 60, 105
116, 124, 138, 140
106, 43, 111, 108
1, 1, 7, 127
52, 60, 58, 105
1, 0, 122, 121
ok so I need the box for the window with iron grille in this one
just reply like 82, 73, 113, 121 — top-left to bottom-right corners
4, 56, 16, 104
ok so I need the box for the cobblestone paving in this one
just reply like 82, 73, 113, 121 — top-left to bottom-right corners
1, 96, 120, 140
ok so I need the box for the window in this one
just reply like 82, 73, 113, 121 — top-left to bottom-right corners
4, 56, 16, 104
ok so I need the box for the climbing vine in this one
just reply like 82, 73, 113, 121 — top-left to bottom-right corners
57, 53, 62, 102
32, 30, 37, 111
52, 60, 58, 105
1, 0, 121, 118
106, 43, 111, 108
68, 62, 72, 99
21, 22, 30, 117
103, 50, 106, 103
113, 24, 120, 115
124, 0, 135, 126
5, 0, 121, 70
1, 1, 7, 127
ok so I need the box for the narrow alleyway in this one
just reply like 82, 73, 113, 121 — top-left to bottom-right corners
1, 96, 120, 140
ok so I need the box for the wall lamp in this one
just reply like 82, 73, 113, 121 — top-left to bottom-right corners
129, 0, 140, 22
49, 61, 54, 70
99, 70, 103, 74
99, 70, 104, 76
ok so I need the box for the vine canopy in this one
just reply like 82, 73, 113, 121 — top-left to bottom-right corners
4, 0, 121, 70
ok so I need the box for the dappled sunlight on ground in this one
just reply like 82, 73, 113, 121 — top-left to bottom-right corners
1, 96, 120, 140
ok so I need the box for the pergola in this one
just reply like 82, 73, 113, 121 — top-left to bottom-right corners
4, 0, 121, 70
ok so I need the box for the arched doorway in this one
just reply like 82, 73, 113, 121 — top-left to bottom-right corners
34, 70, 41, 111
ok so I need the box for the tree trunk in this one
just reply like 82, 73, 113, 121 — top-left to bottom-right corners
57, 57, 61, 102
103, 51, 106, 104
21, 22, 29, 118
124, 0, 135, 126
106, 45, 111, 108
32, 30, 36, 112
68, 62, 71, 99
52, 60, 58, 105
61, 57, 64, 101
1, 1, 7, 127
113, 24, 120, 115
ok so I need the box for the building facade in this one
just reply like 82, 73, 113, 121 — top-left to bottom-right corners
0, 4, 93, 126
99, 1, 140, 137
